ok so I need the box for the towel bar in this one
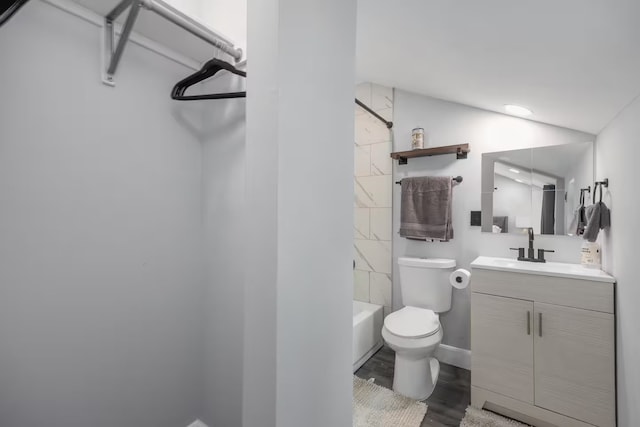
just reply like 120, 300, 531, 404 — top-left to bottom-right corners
395, 176, 463, 185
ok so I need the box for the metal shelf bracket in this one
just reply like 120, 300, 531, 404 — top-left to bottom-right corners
101, 0, 243, 87
103, 0, 141, 86
456, 147, 468, 159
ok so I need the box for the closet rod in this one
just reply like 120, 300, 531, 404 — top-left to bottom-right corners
139, 0, 242, 60
104, 0, 242, 84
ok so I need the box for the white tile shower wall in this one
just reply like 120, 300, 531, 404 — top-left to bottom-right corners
354, 83, 393, 315
355, 175, 392, 207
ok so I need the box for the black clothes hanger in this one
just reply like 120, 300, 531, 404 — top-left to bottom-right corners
171, 58, 393, 132
171, 58, 246, 101
1, 0, 30, 28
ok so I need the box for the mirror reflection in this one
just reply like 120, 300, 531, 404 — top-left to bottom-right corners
482, 141, 594, 236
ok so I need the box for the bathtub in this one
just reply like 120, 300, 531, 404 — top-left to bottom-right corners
353, 300, 384, 372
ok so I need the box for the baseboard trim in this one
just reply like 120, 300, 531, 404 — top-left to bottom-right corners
186, 420, 209, 427
436, 344, 471, 370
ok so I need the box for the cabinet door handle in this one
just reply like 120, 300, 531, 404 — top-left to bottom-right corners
526, 311, 531, 335
538, 312, 542, 337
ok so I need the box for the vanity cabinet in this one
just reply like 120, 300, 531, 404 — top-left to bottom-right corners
471, 293, 534, 403
533, 303, 615, 427
470, 264, 616, 427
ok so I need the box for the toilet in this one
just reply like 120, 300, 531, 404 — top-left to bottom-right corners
381, 257, 456, 400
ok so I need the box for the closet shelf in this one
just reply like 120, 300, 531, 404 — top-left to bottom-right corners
390, 143, 470, 165
65, 0, 242, 86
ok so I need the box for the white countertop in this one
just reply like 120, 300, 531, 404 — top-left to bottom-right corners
471, 256, 616, 283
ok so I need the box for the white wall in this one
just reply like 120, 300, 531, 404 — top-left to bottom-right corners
595, 94, 640, 427
243, 0, 357, 426
0, 2, 205, 426
392, 90, 596, 350
242, 1, 279, 424
200, 75, 246, 427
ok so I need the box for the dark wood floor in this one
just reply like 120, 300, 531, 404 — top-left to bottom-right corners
355, 346, 470, 427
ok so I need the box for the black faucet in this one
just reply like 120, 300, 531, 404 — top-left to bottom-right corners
527, 227, 535, 260
510, 228, 555, 263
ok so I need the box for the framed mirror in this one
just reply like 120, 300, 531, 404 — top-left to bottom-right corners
481, 141, 594, 236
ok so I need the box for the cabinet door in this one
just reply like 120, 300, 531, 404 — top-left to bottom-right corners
471, 293, 534, 403
534, 302, 615, 427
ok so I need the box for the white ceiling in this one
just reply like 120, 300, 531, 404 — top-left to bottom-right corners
356, 0, 640, 134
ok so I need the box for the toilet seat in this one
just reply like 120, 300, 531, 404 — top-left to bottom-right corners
384, 306, 440, 338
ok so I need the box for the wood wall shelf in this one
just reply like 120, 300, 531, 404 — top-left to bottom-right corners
390, 143, 470, 165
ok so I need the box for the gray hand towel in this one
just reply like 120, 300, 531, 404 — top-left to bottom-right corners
399, 177, 453, 241
583, 201, 611, 242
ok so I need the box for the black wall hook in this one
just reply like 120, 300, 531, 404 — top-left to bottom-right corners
593, 178, 609, 204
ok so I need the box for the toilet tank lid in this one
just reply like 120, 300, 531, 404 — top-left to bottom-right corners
398, 257, 456, 269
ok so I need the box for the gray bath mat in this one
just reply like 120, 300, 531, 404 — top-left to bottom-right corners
353, 376, 427, 427
460, 406, 531, 427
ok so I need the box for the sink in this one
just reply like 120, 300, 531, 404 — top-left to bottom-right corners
471, 256, 615, 283
483, 258, 521, 269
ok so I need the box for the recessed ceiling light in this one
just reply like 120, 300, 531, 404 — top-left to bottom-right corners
509, 168, 520, 174
505, 104, 533, 117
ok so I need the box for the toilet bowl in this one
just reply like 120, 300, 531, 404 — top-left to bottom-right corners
382, 257, 456, 400
382, 306, 443, 400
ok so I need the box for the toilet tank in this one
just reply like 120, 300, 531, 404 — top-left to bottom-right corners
398, 257, 456, 313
